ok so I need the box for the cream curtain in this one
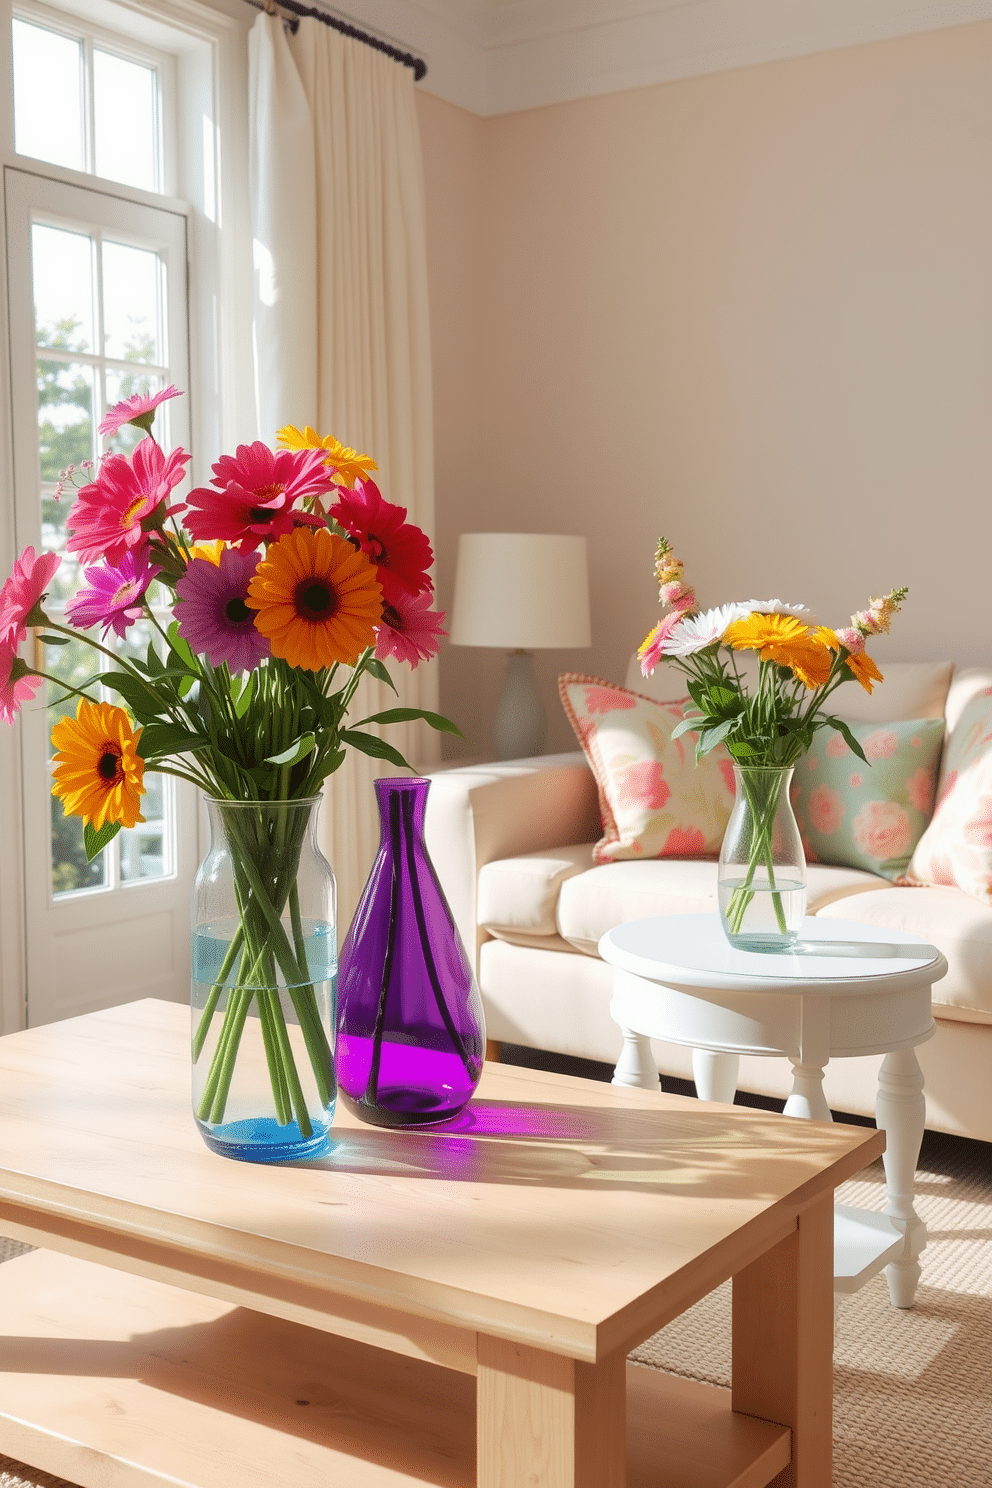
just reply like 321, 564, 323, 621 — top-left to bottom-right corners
249, 14, 439, 932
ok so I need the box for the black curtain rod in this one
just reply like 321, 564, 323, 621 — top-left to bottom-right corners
244, 0, 427, 81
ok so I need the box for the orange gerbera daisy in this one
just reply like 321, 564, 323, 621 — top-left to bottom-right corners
245, 527, 382, 669
726, 613, 834, 689
51, 700, 145, 829
846, 650, 884, 694
276, 425, 378, 487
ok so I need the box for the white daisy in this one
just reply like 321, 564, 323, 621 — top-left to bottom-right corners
661, 603, 750, 656
735, 598, 815, 620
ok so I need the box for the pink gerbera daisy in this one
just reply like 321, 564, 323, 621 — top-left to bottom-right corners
99, 385, 182, 439
184, 444, 334, 552
175, 547, 271, 672
66, 438, 191, 567
0, 545, 61, 646
0, 640, 42, 724
65, 546, 159, 640
374, 590, 446, 668
331, 478, 433, 606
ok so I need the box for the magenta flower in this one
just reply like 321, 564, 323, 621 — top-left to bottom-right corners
332, 478, 433, 606
66, 438, 191, 567
65, 546, 159, 640
0, 640, 42, 724
0, 545, 61, 646
185, 444, 334, 552
175, 547, 271, 672
374, 590, 446, 668
99, 385, 182, 438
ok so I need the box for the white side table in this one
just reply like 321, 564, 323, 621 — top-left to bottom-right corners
599, 914, 947, 1308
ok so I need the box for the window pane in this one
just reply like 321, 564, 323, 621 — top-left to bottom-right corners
120, 774, 169, 883
93, 50, 158, 192
102, 241, 164, 364
38, 361, 94, 487
51, 797, 106, 895
12, 19, 84, 172
32, 225, 94, 353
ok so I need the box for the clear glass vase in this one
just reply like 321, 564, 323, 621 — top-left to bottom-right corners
337, 777, 486, 1127
718, 765, 807, 952
190, 797, 337, 1162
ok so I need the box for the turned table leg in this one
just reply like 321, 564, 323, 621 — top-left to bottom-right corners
611, 1027, 661, 1092
477, 1336, 626, 1488
692, 1049, 740, 1105
783, 1061, 832, 1123
875, 1047, 928, 1308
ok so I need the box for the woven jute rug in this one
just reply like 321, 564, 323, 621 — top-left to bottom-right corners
1, 1128, 989, 1488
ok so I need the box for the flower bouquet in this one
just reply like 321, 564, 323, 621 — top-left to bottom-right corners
639, 539, 908, 949
0, 386, 455, 1158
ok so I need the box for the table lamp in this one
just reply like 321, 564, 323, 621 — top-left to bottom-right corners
450, 532, 592, 760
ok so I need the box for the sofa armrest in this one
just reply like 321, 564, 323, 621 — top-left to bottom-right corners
425, 752, 600, 969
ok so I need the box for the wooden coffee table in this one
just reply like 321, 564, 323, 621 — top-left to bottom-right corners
0, 999, 883, 1488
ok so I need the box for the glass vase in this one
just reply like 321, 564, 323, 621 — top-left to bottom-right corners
337, 777, 485, 1127
190, 797, 336, 1162
718, 765, 807, 952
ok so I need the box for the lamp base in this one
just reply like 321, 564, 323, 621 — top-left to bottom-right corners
493, 650, 545, 760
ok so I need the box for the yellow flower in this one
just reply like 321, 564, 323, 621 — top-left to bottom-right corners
276, 425, 378, 487
811, 626, 840, 652
51, 700, 145, 830
725, 612, 809, 657
189, 540, 225, 566
245, 526, 382, 669
846, 651, 884, 694
786, 639, 834, 689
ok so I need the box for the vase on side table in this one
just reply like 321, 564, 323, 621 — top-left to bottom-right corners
718, 764, 807, 952
190, 797, 337, 1162
337, 776, 485, 1127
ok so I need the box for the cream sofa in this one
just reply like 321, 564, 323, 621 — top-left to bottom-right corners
426, 658, 992, 1143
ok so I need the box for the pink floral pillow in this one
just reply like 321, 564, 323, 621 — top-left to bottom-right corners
908, 689, 992, 904
558, 675, 735, 863
791, 718, 945, 881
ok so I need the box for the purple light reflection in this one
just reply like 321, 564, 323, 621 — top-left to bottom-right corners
437, 1101, 601, 1141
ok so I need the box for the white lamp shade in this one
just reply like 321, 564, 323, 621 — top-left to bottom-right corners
449, 533, 592, 650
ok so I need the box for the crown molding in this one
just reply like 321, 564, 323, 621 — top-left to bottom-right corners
317, 0, 992, 116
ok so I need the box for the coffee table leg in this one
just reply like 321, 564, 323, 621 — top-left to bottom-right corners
692, 1049, 739, 1104
875, 1047, 928, 1308
477, 1336, 626, 1487
611, 1026, 661, 1092
732, 1192, 834, 1488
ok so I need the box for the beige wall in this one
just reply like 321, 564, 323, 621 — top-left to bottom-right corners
420, 24, 992, 758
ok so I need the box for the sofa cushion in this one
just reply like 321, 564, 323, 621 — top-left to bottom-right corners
791, 717, 945, 881
908, 686, 992, 906
558, 675, 735, 863
816, 886, 992, 1024
555, 859, 887, 956
478, 843, 593, 939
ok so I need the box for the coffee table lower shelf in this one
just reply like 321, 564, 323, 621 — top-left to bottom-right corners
0, 1249, 791, 1488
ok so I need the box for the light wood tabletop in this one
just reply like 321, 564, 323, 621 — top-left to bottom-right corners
0, 997, 885, 1488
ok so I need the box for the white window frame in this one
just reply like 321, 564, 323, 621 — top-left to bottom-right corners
0, 0, 256, 1033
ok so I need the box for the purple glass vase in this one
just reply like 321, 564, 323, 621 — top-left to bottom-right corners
336, 777, 485, 1127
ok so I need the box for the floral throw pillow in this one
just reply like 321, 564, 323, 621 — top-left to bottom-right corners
908, 688, 992, 904
791, 718, 945, 881
558, 674, 735, 864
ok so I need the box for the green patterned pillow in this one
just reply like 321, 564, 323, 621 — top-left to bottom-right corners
791, 718, 945, 881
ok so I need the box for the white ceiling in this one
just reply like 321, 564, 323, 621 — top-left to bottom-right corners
320, 0, 992, 115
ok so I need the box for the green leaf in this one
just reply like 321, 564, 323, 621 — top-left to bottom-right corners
166, 620, 197, 670
83, 819, 122, 860
265, 733, 317, 767
234, 670, 256, 718
37, 633, 70, 645
137, 723, 211, 760
365, 657, 398, 692
339, 729, 411, 768
825, 716, 869, 764
100, 671, 162, 722
145, 641, 165, 677
708, 685, 739, 709
356, 707, 462, 737
670, 714, 704, 741
697, 717, 736, 754
727, 739, 760, 759
686, 679, 707, 710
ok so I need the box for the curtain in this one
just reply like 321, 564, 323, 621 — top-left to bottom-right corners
249, 15, 439, 932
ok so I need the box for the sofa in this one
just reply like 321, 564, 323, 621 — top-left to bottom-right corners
426, 657, 992, 1143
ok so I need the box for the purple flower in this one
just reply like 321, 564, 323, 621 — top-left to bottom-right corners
66, 546, 159, 639
175, 547, 270, 673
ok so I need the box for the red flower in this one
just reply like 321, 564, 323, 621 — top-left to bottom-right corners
331, 478, 433, 605
185, 443, 334, 552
